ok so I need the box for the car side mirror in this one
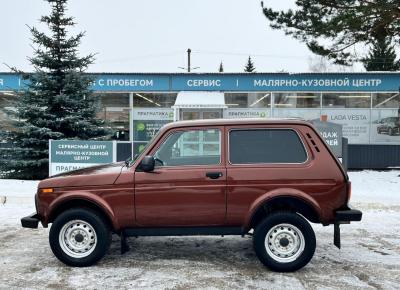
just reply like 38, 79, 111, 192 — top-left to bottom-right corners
140, 155, 155, 172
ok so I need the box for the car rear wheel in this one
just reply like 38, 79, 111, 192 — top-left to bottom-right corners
49, 208, 112, 267
388, 128, 394, 136
253, 211, 316, 272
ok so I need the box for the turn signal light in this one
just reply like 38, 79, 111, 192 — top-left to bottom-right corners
40, 188, 54, 193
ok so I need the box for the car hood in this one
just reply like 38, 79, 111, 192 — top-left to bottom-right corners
39, 162, 125, 188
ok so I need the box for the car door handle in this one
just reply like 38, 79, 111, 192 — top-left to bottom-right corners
206, 172, 223, 179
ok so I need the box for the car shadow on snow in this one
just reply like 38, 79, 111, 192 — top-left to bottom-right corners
106, 235, 259, 267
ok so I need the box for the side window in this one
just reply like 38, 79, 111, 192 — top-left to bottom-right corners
154, 129, 221, 166
229, 129, 307, 164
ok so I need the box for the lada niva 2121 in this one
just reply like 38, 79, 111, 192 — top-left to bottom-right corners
22, 119, 362, 272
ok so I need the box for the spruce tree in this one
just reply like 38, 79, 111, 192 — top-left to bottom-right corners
0, 0, 109, 179
362, 37, 400, 71
244, 56, 256, 73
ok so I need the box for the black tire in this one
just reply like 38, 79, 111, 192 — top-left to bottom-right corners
49, 208, 112, 267
388, 128, 394, 136
253, 211, 316, 272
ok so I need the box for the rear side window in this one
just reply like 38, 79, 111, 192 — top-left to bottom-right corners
229, 129, 307, 164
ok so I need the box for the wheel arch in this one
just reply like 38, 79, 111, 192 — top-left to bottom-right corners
245, 193, 322, 231
47, 195, 118, 231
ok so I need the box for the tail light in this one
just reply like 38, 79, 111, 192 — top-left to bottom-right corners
347, 181, 352, 202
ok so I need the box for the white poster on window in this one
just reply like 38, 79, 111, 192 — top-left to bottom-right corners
370, 109, 400, 144
132, 108, 174, 120
224, 108, 271, 119
321, 109, 370, 144
273, 109, 321, 120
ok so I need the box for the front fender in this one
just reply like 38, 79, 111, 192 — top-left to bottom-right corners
243, 188, 322, 231
45, 191, 119, 230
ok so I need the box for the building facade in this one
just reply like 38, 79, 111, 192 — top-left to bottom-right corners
1, 72, 400, 168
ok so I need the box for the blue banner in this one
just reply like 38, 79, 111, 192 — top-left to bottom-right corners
0, 74, 22, 91
91, 74, 170, 91
1, 72, 400, 92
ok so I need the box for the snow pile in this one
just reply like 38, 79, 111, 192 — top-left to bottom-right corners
0, 179, 39, 204
350, 170, 400, 206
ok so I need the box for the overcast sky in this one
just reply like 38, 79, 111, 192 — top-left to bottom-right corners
1, 0, 358, 73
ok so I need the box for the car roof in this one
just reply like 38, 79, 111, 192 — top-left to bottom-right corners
162, 118, 313, 130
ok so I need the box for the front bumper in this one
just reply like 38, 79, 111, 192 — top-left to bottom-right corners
21, 213, 40, 228
333, 206, 362, 249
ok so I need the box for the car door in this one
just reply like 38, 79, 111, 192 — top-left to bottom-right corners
134, 126, 227, 226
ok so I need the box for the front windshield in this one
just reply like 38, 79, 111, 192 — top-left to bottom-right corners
127, 130, 162, 167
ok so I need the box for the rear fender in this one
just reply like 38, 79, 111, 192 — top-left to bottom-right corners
243, 188, 322, 231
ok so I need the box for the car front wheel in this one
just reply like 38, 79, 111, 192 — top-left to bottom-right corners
253, 211, 316, 272
49, 208, 112, 267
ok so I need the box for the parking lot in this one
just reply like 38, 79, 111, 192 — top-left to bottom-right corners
1, 171, 399, 290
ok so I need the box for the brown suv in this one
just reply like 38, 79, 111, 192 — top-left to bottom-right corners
21, 119, 361, 272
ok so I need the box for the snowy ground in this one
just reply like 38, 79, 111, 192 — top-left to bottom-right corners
0, 171, 399, 290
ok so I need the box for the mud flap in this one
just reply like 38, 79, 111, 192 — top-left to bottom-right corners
334, 223, 341, 249
121, 231, 130, 254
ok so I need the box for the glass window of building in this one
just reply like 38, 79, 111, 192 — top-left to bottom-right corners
0, 92, 19, 133
322, 93, 371, 108
274, 93, 320, 108
133, 93, 177, 108
372, 93, 400, 108
225, 93, 271, 108
95, 93, 130, 140
272, 92, 320, 120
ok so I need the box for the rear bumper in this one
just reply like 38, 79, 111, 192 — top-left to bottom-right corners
333, 206, 362, 249
21, 213, 40, 228
335, 208, 362, 222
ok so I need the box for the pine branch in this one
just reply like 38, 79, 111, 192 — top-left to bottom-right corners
262, 0, 400, 67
